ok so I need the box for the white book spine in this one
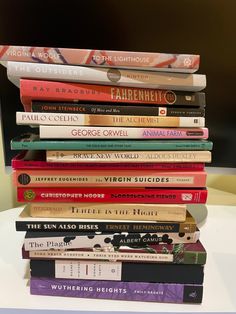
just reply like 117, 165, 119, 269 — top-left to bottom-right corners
7, 61, 206, 91
24, 230, 200, 251
16, 111, 205, 127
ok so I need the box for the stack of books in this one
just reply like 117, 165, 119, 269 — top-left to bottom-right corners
0, 45, 212, 304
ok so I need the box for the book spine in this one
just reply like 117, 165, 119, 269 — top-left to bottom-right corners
17, 187, 208, 204
8, 61, 206, 91
14, 170, 207, 188
16, 220, 195, 233
23, 242, 207, 265
24, 230, 200, 251
29, 203, 187, 222
46, 151, 211, 163
39, 125, 209, 140
11, 135, 212, 150
20, 80, 206, 112
1, 45, 200, 72
32, 101, 206, 117
27, 249, 174, 263
30, 260, 204, 284
16, 111, 205, 128
12, 158, 206, 171
30, 277, 203, 303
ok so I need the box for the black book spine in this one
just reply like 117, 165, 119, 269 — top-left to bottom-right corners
16, 220, 195, 233
30, 260, 204, 284
32, 100, 205, 116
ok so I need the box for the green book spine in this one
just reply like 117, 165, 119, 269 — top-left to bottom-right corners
11, 134, 213, 151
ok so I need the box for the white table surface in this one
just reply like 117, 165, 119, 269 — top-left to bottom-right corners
0, 204, 236, 313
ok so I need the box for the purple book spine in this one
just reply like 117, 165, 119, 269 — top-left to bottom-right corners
30, 277, 203, 303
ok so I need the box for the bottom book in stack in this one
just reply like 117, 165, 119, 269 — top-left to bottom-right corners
18, 205, 206, 304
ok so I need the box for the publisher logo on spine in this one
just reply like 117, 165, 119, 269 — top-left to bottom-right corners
181, 194, 193, 201
158, 107, 167, 116
24, 190, 36, 201
18, 173, 31, 185
107, 69, 121, 83
164, 91, 177, 105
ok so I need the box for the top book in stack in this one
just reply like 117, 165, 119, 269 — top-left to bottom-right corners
0, 45, 200, 73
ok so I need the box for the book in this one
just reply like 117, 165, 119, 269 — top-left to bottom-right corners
17, 187, 208, 204
24, 229, 201, 251
20, 80, 206, 112
0, 45, 200, 72
13, 169, 207, 188
16, 207, 195, 233
28, 202, 187, 222
39, 125, 209, 140
23, 241, 207, 265
46, 150, 211, 163
31, 101, 206, 117
30, 259, 204, 284
7, 61, 206, 91
16, 111, 205, 128
30, 278, 203, 303
12, 151, 206, 171
11, 134, 211, 150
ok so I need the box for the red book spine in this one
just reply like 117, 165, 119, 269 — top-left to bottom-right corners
20, 79, 189, 112
17, 187, 208, 204
11, 155, 205, 171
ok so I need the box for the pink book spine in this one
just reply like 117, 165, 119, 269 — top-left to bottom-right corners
12, 160, 205, 171
39, 125, 209, 140
0, 45, 200, 72
13, 170, 207, 188
17, 187, 208, 203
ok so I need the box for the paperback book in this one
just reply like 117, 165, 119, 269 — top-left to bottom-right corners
23, 241, 207, 265
0, 45, 200, 72
16, 207, 195, 233
30, 259, 204, 284
17, 187, 208, 204
12, 151, 206, 171
31, 101, 206, 117
30, 278, 203, 303
7, 61, 206, 91
24, 229, 201, 251
20, 80, 206, 112
13, 169, 207, 188
27, 202, 187, 221
11, 134, 212, 150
